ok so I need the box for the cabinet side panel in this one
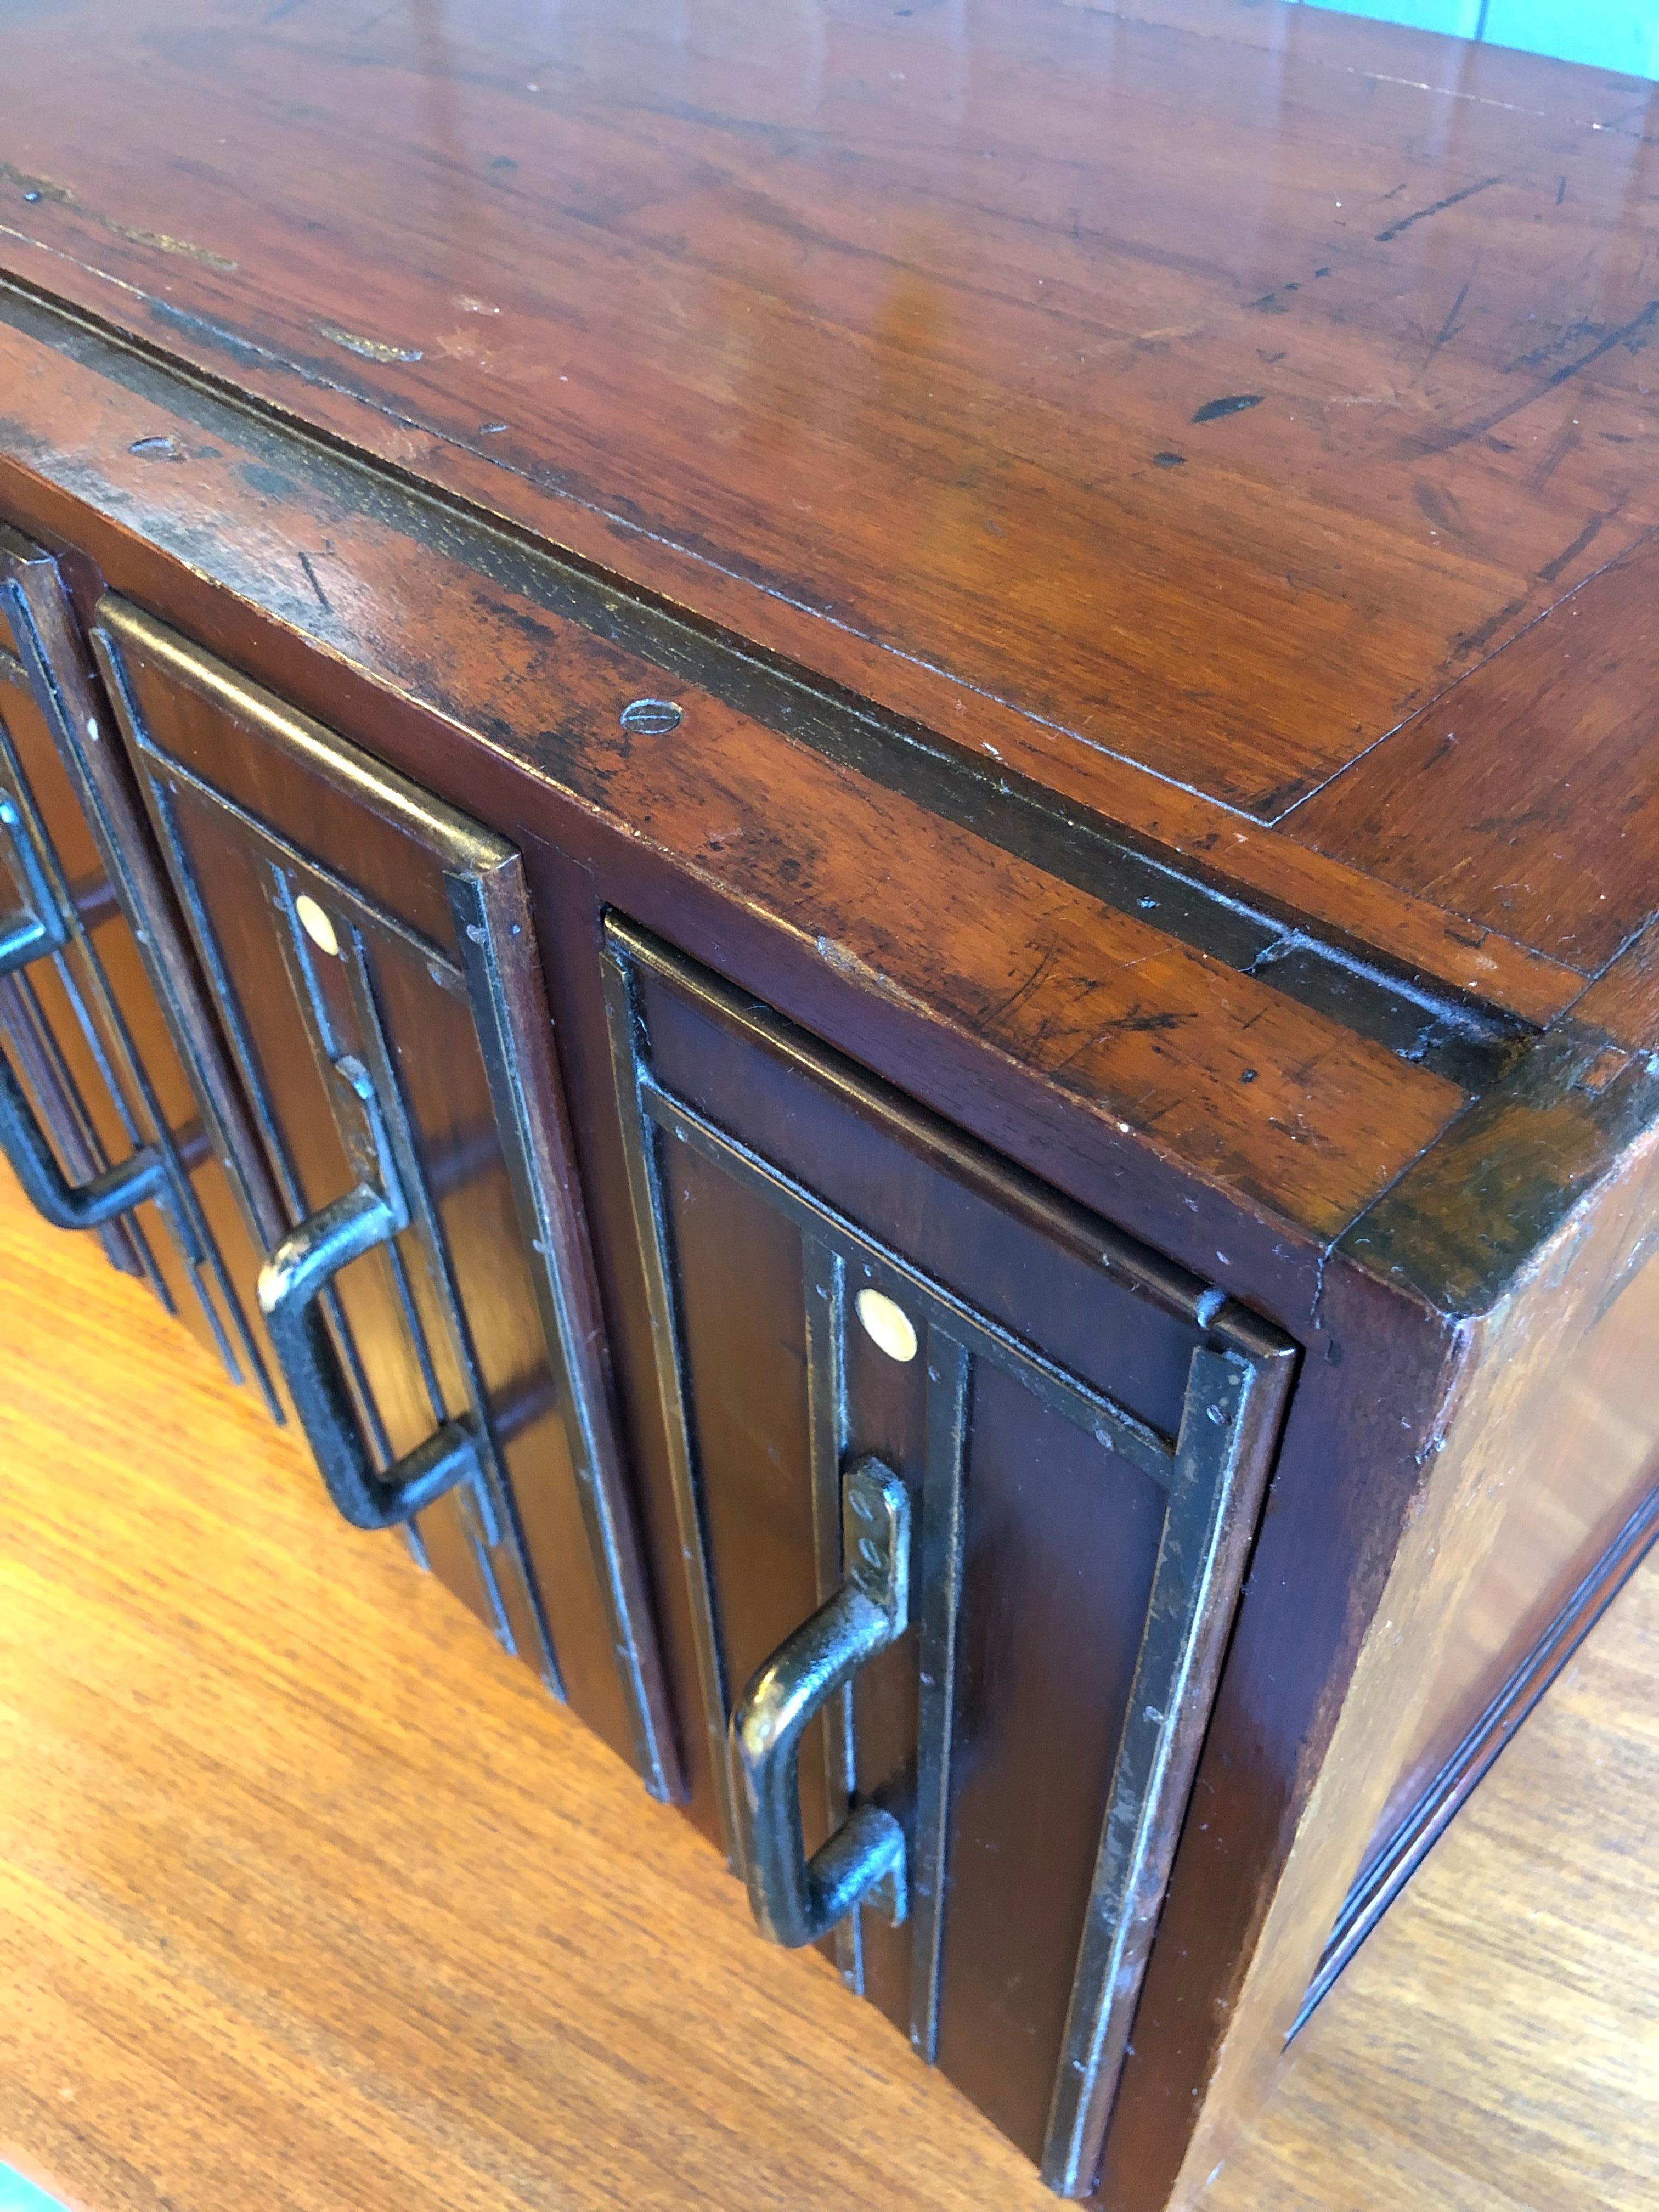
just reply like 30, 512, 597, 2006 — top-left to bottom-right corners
1318, 1127, 1659, 2002
1146, 1113, 1659, 2210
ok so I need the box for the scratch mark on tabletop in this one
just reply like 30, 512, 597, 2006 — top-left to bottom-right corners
2, 161, 236, 267
0, 160, 73, 204
1424, 277, 1471, 371
1413, 479, 1484, 558
297, 549, 332, 614
983, 940, 1062, 1029
1190, 393, 1263, 424
105, 222, 238, 270
1536, 506, 1620, 585
317, 321, 425, 364
1527, 414, 1581, 493
1412, 296, 1659, 458
1375, 176, 1500, 245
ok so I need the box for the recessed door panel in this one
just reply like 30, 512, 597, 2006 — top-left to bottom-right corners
92, 593, 675, 1798
937, 1367, 1167, 2155
603, 916, 1296, 2193
0, 531, 278, 1401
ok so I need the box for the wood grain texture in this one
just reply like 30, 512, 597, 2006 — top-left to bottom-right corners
1573, 921, 1659, 1052
1291, 533, 1659, 974
0, 275, 1593, 1035
1203, 1558, 1659, 2212
0, 1166, 1052, 2212
0, 1161, 1653, 2212
3, 0, 1658, 839
0, 303, 1475, 1257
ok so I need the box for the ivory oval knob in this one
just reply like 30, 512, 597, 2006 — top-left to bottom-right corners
294, 893, 340, 957
855, 1286, 917, 1363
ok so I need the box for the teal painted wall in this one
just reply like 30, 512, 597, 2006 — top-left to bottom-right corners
1305, 0, 1659, 77
0, 2172, 65, 2212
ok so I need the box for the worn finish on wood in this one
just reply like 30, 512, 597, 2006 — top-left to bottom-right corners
1, 1165, 1654, 2212
0, 295, 1483, 1262
1579, 922, 1659, 1051
3, 11, 1659, 2209
1293, 532, 1659, 974
3, 0, 1659, 844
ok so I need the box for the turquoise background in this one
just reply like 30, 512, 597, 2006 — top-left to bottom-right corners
0, 2172, 66, 2212
1306, 0, 1659, 77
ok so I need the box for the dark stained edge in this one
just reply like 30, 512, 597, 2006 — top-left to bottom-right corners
0, 275, 1533, 1093
1336, 1024, 1659, 1317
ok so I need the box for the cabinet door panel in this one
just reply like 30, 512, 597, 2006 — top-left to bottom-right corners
92, 594, 675, 1796
936, 1367, 1166, 2155
0, 532, 279, 1403
603, 917, 1296, 2193
635, 955, 1203, 1437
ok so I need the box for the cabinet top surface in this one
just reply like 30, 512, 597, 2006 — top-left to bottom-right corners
5, 0, 1659, 1303
4, 5, 1659, 879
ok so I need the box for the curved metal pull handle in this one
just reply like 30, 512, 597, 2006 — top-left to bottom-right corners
0, 890, 167, 1231
257, 1183, 479, 1532
0, 1051, 167, 1228
729, 1456, 911, 1947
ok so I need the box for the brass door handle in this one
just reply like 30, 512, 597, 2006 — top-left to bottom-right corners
257, 1182, 479, 1532
0, 883, 167, 1232
728, 1455, 911, 1947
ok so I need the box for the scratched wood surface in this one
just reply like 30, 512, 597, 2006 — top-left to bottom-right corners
1, 1165, 1654, 2212
0, 305, 1476, 1267
3, 0, 1659, 837
1289, 530, 1659, 973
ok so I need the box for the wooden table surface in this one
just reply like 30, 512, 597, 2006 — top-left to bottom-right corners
0, 1163, 1654, 2212
7, 0, 1659, 1023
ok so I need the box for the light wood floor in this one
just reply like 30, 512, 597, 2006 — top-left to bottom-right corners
0, 1168, 1653, 2212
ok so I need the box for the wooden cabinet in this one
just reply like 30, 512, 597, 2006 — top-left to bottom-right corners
602, 919, 1294, 2185
2, 7, 1658, 2207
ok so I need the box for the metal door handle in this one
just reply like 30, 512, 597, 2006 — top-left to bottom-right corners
0, 893, 167, 1231
257, 1182, 479, 1532
729, 1455, 911, 1947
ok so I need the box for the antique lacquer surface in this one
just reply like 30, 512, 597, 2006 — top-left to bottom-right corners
3, 0, 1658, 828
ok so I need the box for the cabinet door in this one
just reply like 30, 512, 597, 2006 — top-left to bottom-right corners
603, 918, 1296, 2193
0, 528, 279, 1408
91, 595, 675, 1797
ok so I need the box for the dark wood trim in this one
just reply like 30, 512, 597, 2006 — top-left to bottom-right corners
1291, 1477, 1659, 2037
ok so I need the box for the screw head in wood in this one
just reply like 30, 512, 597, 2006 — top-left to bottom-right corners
620, 698, 682, 736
